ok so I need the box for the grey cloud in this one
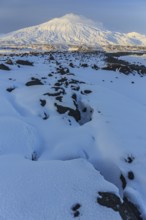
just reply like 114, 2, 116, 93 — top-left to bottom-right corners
0, 0, 146, 34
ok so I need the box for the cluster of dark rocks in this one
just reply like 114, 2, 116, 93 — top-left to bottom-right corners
103, 55, 146, 75
97, 192, 143, 220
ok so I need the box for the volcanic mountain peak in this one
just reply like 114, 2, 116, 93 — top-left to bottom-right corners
0, 14, 146, 51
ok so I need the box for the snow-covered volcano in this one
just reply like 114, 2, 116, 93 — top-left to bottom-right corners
0, 14, 146, 49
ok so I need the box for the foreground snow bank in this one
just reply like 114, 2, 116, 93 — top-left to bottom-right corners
0, 156, 120, 220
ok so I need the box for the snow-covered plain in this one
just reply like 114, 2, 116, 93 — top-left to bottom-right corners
0, 51, 146, 219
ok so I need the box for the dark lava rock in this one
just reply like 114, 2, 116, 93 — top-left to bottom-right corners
92, 64, 99, 70
73, 211, 80, 218
71, 203, 81, 218
52, 86, 65, 94
81, 63, 88, 68
81, 90, 92, 95
124, 155, 135, 164
58, 77, 68, 84
97, 192, 143, 220
44, 87, 65, 97
5, 59, 13, 65
0, 64, 10, 71
71, 85, 80, 91
128, 171, 135, 180
44, 91, 63, 97
54, 103, 81, 122
40, 99, 46, 107
42, 112, 49, 120
72, 203, 81, 211
56, 96, 63, 102
97, 192, 121, 211
48, 54, 54, 60
31, 151, 38, 161
69, 79, 85, 85
16, 60, 33, 66
82, 107, 87, 112
72, 93, 77, 101
57, 67, 69, 75
103, 64, 131, 75
103, 55, 146, 75
6, 87, 15, 92
54, 82, 61, 87
26, 78, 43, 86
120, 174, 127, 189
119, 197, 143, 220
69, 63, 75, 68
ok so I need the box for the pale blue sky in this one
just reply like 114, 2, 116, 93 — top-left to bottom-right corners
0, 0, 146, 34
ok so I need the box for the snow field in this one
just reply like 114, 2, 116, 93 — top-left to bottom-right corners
0, 52, 145, 219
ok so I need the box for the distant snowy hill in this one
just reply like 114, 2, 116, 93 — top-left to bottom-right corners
0, 14, 146, 50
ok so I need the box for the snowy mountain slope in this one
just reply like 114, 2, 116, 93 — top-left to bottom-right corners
0, 14, 146, 49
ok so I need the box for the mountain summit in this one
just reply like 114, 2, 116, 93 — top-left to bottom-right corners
0, 14, 146, 50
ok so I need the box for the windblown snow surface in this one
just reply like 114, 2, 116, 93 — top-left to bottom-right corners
0, 51, 146, 219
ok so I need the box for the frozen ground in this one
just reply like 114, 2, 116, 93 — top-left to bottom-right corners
0, 51, 146, 219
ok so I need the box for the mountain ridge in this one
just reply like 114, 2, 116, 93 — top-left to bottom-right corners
0, 14, 146, 51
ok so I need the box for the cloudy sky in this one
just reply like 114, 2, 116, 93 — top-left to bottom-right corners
0, 0, 146, 34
